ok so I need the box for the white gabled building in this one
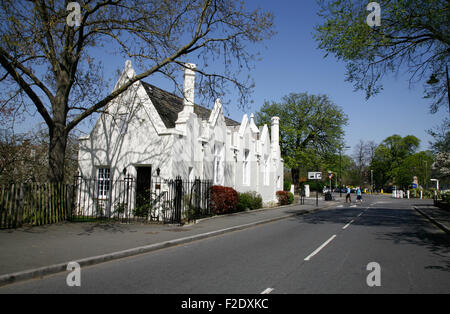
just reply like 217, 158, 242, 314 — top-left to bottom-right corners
78, 60, 283, 213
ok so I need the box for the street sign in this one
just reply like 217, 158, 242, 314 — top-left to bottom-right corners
412, 183, 417, 189
308, 172, 322, 180
328, 173, 333, 179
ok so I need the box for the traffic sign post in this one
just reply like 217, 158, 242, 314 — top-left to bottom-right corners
308, 172, 322, 180
328, 172, 334, 193
308, 171, 322, 207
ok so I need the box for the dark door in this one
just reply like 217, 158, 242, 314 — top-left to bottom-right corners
136, 167, 152, 213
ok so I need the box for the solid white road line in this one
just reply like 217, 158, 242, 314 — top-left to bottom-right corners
261, 288, 274, 294
342, 220, 354, 230
337, 205, 343, 208
304, 235, 337, 261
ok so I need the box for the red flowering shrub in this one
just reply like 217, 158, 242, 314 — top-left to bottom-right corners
210, 186, 239, 214
276, 190, 293, 206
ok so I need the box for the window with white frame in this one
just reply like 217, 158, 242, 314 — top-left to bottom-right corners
243, 149, 250, 185
97, 168, 111, 199
264, 155, 270, 186
213, 143, 224, 185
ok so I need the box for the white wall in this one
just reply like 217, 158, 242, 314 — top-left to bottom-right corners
78, 61, 284, 211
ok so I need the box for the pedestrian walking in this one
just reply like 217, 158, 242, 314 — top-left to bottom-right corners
356, 187, 362, 203
345, 186, 351, 203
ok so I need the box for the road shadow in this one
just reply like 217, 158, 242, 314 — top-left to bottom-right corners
292, 204, 450, 273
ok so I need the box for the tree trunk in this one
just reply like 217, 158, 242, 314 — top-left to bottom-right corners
48, 70, 70, 183
446, 64, 449, 115
47, 124, 68, 183
291, 168, 300, 188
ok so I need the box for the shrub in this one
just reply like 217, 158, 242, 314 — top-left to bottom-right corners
276, 190, 294, 206
423, 189, 435, 199
441, 191, 450, 203
306, 180, 325, 192
210, 186, 239, 215
288, 191, 294, 204
237, 191, 263, 211
283, 179, 292, 192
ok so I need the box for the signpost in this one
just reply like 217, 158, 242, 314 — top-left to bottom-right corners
308, 172, 322, 180
328, 172, 334, 193
308, 172, 322, 206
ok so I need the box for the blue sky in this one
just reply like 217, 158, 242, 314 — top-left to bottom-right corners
16, 0, 446, 154
235, 0, 445, 153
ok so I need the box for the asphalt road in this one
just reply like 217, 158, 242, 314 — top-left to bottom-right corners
1, 195, 449, 294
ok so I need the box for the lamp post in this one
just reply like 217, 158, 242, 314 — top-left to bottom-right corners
371, 169, 374, 194
431, 178, 439, 202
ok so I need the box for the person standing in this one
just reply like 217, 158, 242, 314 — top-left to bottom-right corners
345, 186, 351, 203
356, 187, 362, 203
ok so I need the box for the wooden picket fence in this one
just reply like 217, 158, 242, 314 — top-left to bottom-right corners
0, 183, 73, 229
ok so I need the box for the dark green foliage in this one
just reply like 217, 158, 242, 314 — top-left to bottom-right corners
283, 179, 292, 192
237, 191, 263, 211
255, 93, 348, 186
314, 0, 449, 112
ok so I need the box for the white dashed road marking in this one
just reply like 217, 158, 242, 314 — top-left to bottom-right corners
304, 235, 337, 261
261, 288, 274, 294
342, 220, 354, 230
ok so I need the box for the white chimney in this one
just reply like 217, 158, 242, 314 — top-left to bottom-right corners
175, 63, 197, 133
182, 63, 196, 114
271, 116, 280, 157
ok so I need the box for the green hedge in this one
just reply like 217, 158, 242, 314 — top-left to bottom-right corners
237, 191, 263, 211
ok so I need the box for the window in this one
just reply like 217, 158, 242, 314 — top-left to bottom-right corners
243, 150, 250, 185
214, 144, 223, 185
264, 155, 270, 186
97, 168, 111, 199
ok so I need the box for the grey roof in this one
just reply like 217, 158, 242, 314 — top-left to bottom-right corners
141, 82, 240, 129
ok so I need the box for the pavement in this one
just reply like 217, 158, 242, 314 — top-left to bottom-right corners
0, 197, 341, 286
1, 195, 448, 294
413, 202, 450, 234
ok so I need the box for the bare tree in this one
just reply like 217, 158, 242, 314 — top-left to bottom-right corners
0, 0, 274, 182
352, 139, 378, 186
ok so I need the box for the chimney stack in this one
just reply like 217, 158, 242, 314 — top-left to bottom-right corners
271, 116, 280, 157
182, 63, 196, 114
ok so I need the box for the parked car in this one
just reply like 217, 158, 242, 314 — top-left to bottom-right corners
384, 186, 396, 193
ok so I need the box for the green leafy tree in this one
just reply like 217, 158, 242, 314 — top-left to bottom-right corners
392, 151, 434, 189
255, 92, 348, 186
370, 134, 421, 189
314, 0, 449, 114
0, 0, 274, 182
